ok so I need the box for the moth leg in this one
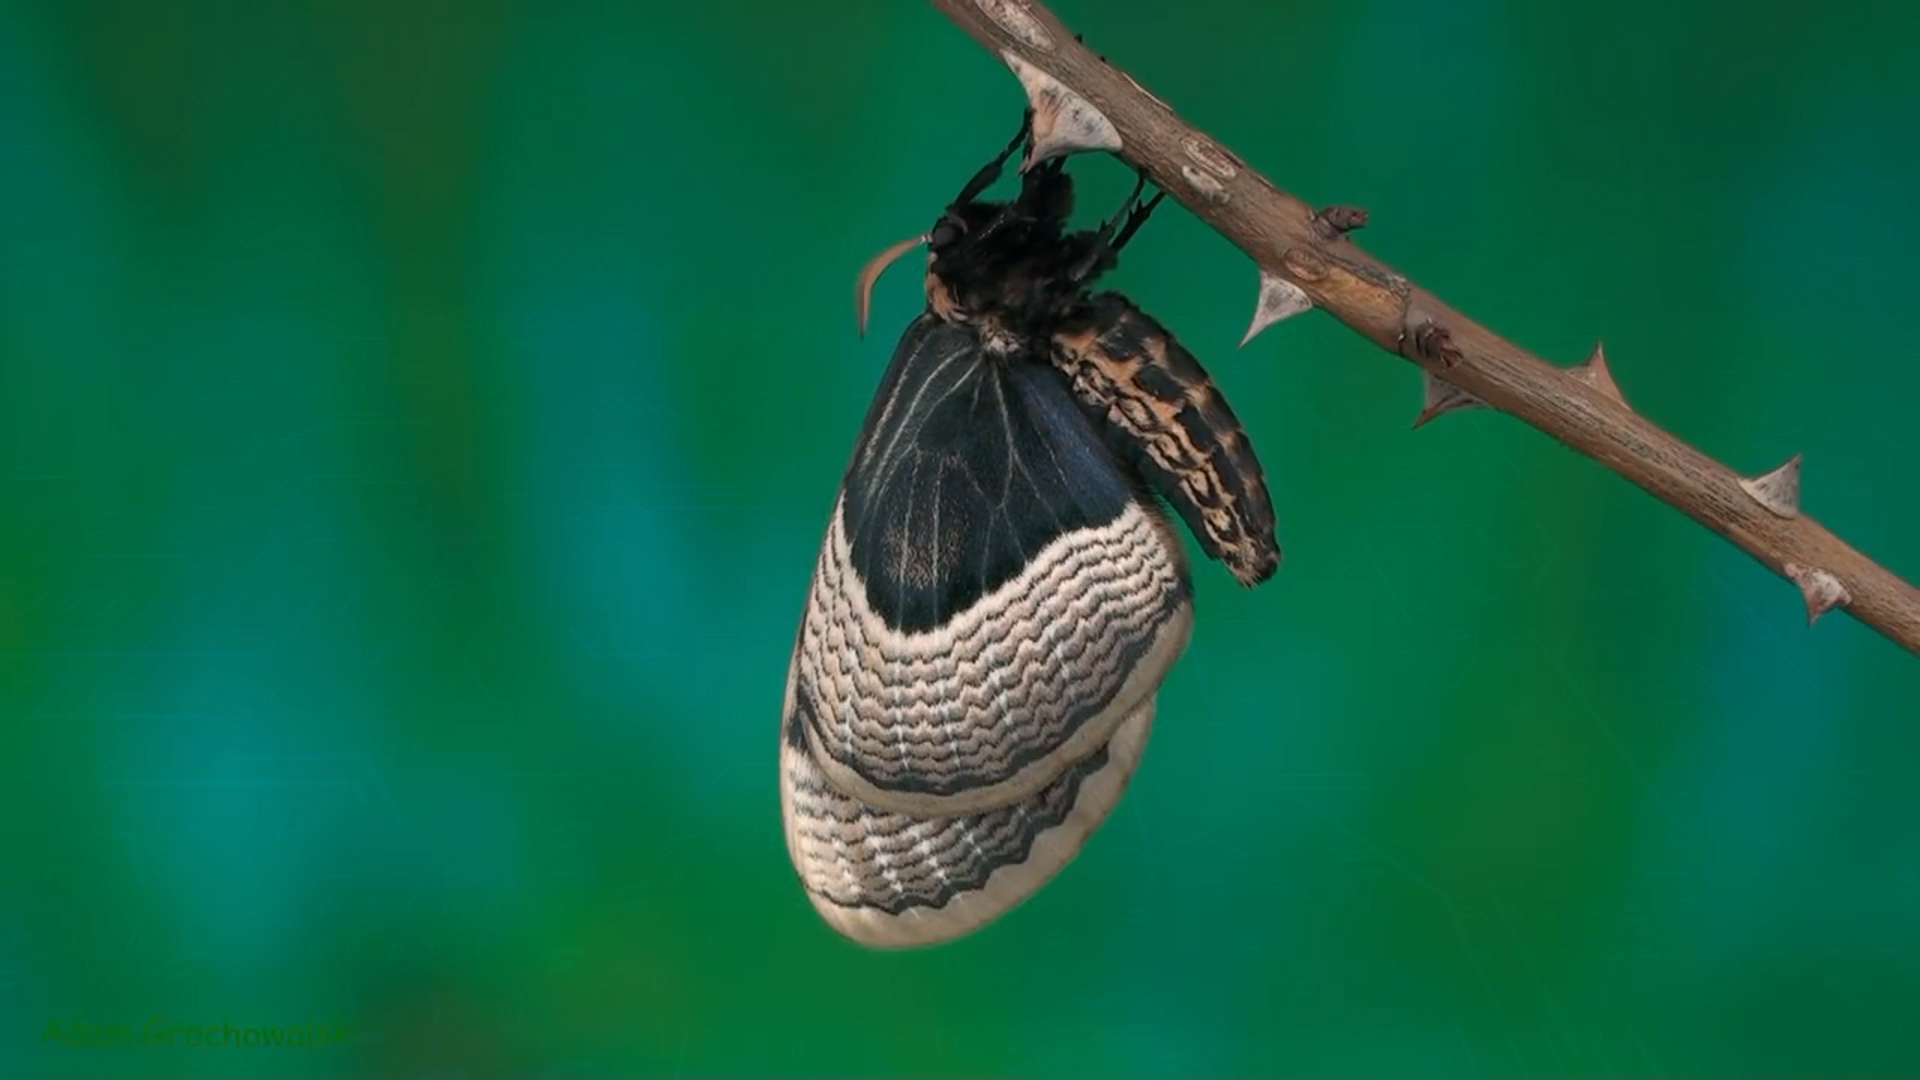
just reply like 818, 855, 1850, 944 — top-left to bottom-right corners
951, 111, 1034, 208
1093, 172, 1148, 247
1067, 172, 1164, 286
1061, 176, 1140, 285
954, 117, 1054, 254
1108, 186, 1167, 255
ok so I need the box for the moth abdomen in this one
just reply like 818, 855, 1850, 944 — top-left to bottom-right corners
1053, 293, 1280, 587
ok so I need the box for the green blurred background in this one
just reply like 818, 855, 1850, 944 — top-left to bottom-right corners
3, 0, 1917, 1075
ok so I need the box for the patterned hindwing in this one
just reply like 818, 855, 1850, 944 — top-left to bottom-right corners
779, 645, 1160, 949
1051, 293, 1281, 587
792, 314, 1193, 820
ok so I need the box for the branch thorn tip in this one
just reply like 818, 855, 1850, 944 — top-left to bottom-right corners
1570, 341, 1628, 407
1738, 453, 1803, 519
1001, 52, 1121, 167
1240, 270, 1313, 347
1412, 371, 1487, 429
1784, 562, 1851, 625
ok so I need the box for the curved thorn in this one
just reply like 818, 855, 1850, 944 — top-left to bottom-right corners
1002, 52, 1121, 168
1240, 270, 1313, 348
1570, 341, 1628, 407
1738, 453, 1802, 519
1412, 370, 1486, 429
1784, 561, 1851, 625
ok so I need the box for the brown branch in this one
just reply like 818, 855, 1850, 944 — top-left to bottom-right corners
930, 0, 1920, 656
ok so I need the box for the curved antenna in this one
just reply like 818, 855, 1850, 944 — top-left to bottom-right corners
854, 234, 928, 337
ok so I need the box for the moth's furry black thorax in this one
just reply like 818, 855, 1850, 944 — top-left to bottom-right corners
923, 162, 1115, 344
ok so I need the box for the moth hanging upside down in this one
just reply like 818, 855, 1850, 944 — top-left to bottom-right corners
779, 120, 1280, 948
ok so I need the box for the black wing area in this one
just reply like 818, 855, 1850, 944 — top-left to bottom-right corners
839, 315, 1139, 634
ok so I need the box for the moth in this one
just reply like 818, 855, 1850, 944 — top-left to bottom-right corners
779, 120, 1280, 949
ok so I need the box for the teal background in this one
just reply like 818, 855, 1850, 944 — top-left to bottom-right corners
4, 1, 1918, 1076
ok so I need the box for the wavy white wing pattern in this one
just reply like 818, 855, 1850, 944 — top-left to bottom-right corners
780, 316, 1192, 948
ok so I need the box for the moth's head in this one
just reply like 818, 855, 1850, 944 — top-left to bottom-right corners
921, 162, 1092, 329
852, 155, 1102, 338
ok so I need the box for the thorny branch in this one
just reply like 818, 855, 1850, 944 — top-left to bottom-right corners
929, 0, 1920, 656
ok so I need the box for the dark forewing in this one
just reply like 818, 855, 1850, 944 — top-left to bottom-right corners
839, 315, 1136, 634
791, 314, 1193, 818
1051, 293, 1280, 587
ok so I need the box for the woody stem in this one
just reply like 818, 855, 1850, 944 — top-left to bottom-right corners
927, 0, 1920, 656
